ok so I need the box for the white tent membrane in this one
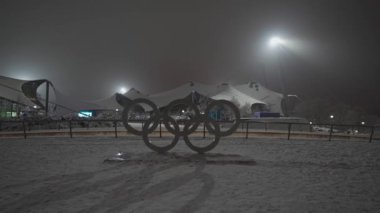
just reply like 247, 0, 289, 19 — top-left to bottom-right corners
0, 76, 37, 107
1, 76, 285, 116
234, 82, 284, 114
90, 88, 146, 110
211, 84, 265, 111
147, 82, 219, 108
106, 81, 283, 115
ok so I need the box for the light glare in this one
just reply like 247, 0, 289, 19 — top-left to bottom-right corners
269, 37, 286, 47
119, 87, 127, 94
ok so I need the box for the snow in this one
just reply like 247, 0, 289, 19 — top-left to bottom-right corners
0, 137, 379, 212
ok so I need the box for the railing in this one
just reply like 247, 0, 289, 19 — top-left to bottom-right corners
0, 119, 379, 143
239, 119, 379, 143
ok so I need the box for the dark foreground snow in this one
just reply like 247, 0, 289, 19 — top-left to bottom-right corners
0, 137, 379, 213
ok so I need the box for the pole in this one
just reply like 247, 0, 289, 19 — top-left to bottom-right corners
245, 121, 249, 139
45, 81, 49, 116
287, 123, 292, 140
69, 120, 72, 138
22, 121, 26, 139
369, 126, 374, 143
159, 120, 162, 138
114, 121, 118, 138
203, 122, 206, 139
328, 125, 333, 141
277, 46, 288, 117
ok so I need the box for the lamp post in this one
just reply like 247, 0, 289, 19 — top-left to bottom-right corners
268, 36, 289, 116
330, 114, 334, 125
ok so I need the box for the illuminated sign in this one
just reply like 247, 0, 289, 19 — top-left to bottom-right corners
78, 111, 93, 118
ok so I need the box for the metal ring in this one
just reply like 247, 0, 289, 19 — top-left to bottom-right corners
142, 115, 179, 153
183, 118, 221, 154
121, 98, 240, 153
162, 99, 201, 136
204, 99, 240, 137
122, 98, 160, 136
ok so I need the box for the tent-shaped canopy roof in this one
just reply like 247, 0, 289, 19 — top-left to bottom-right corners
147, 81, 219, 107
0, 76, 42, 107
234, 81, 283, 114
211, 84, 265, 108
1, 76, 285, 116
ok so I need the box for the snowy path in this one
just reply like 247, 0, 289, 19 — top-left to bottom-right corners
0, 137, 379, 212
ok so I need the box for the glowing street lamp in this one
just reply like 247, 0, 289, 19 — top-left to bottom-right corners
361, 121, 365, 125
268, 37, 286, 48
330, 115, 334, 119
119, 87, 127, 94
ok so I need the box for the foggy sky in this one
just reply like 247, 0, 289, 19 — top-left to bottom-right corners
1, 0, 380, 114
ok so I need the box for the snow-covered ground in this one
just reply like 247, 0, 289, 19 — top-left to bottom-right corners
0, 137, 379, 212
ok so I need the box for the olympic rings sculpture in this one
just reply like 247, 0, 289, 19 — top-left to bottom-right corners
121, 98, 240, 154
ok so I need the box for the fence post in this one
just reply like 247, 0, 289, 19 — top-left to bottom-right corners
203, 122, 206, 139
245, 121, 249, 139
328, 125, 333, 141
22, 121, 27, 139
114, 121, 118, 138
159, 120, 162, 138
69, 120, 73, 138
369, 126, 374, 143
265, 123, 267, 132
287, 123, 292, 140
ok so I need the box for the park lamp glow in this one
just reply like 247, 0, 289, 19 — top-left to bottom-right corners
268, 37, 286, 48
119, 87, 127, 94
361, 121, 365, 125
330, 115, 334, 119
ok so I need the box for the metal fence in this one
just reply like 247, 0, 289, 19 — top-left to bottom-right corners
0, 119, 379, 143
238, 120, 379, 142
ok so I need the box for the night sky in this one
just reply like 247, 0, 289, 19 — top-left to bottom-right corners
1, 0, 380, 115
